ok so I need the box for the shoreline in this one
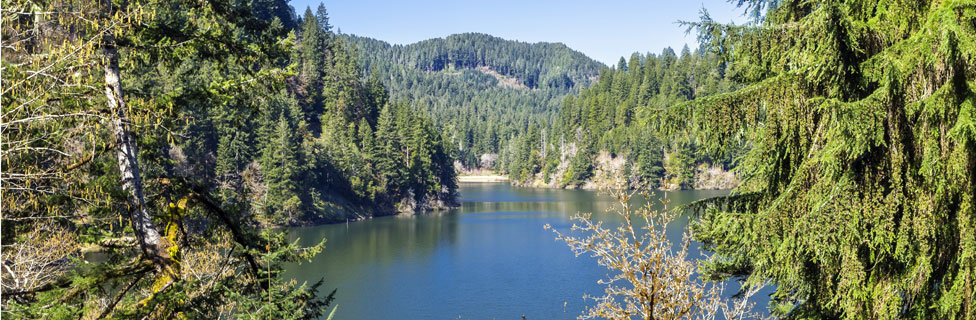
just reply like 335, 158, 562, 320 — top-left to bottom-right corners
457, 175, 510, 182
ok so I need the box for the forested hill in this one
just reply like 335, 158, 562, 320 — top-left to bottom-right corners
349, 33, 602, 90
163, 8, 460, 227
499, 47, 743, 190
345, 33, 604, 169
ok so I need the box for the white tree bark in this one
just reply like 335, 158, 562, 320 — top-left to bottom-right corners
102, 32, 170, 269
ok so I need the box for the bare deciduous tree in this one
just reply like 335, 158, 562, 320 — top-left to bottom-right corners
547, 190, 767, 320
1, 225, 78, 295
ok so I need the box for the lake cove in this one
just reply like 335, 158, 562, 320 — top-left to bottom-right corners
285, 183, 769, 319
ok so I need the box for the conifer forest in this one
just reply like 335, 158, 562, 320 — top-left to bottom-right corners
1, 0, 974, 319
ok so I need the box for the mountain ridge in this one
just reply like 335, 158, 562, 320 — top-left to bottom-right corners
348, 32, 604, 86
343, 32, 606, 169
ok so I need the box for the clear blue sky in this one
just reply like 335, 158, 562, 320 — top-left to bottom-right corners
288, 0, 746, 65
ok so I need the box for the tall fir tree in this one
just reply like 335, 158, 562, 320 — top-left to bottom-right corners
680, 1, 976, 318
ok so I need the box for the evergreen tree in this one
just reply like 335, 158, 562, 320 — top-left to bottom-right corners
681, 1, 976, 318
315, 3, 333, 34
300, 7, 324, 86
634, 130, 665, 189
1, 0, 332, 317
516, 47, 736, 190
375, 103, 406, 198
408, 119, 436, 198
261, 114, 302, 224
617, 56, 628, 72
2, 1, 459, 316
345, 33, 604, 169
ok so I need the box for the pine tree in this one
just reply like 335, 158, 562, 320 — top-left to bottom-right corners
315, 3, 333, 34
300, 8, 324, 87
364, 69, 388, 125
634, 130, 665, 189
261, 114, 302, 224
408, 119, 436, 198
358, 118, 376, 160
375, 103, 405, 197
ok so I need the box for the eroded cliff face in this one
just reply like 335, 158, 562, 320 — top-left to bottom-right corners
691, 165, 739, 190
514, 149, 739, 191
395, 186, 459, 215
580, 151, 628, 190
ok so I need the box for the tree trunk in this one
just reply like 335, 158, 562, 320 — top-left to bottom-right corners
102, 32, 170, 270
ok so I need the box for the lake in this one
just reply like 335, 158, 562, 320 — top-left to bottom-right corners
286, 183, 764, 319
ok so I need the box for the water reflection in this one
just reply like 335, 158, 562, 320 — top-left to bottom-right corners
285, 183, 751, 319
289, 209, 461, 279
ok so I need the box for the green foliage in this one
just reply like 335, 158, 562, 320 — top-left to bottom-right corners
634, 130, 666, 189
563, 150, 594, 187
504, 46, 738, 188
680, 1, 976, 318
346, 33, 604, 170
665, 140, 697, 189
225, 232, 335, 320
1, 0, 455, 317
168, 5, 459, 225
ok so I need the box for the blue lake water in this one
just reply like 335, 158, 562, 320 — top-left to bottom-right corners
286, 183, 768, 319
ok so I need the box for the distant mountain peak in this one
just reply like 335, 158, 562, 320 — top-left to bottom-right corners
346, 33, 604, 90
